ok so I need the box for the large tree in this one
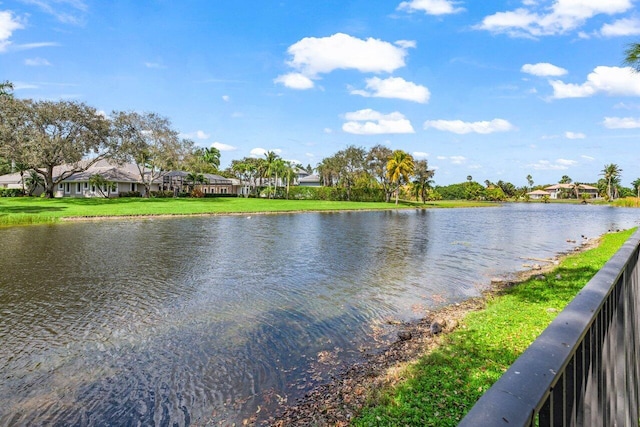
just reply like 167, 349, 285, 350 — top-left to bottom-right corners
366, 144, 393, 202
336, 145, 366, 201
111, 111, 188, 197
387, 150, 415, 205
1, 99, 114, 198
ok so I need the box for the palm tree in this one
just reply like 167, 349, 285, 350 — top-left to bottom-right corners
601, 163, 622, 200
526, 174, 534, 191
202, 147, 221, 171
632, 178, 640, 197
186, 171, 206, 192
262, 151, 281, 198
412, 159, 435, 203
281, 161, 300, 199
24, 171, 44, 196
624, 43, 640, 72
386, 150, 414, 205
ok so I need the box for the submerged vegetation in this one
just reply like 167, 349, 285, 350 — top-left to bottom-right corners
352, 228, 635, 426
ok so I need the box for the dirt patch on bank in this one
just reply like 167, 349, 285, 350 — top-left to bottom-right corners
262, 238, 600, 426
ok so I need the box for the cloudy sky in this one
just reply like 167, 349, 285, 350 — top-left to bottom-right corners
2, 0, 640, 186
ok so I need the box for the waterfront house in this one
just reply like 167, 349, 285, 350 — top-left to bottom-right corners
544, 183, 599, 199
526, 189, 551, 200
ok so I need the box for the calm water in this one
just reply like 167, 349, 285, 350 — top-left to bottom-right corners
0, 204, 638, 425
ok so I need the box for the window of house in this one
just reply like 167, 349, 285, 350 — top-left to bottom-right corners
131, 183, 137, 192
76, 183, 82, 193
221, 188, 227, 194
65, 183, 71, 194
58, 183, 64, 191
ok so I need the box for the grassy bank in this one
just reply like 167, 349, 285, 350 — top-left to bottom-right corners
353, 228, 635, 426
0, 197, 495, 227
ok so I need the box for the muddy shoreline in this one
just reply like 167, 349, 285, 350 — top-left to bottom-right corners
261, 239, 600, 426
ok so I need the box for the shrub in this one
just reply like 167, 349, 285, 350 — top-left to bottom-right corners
0, 188, 23, 197
190, 188, 204, 198
118, 191, 142, 198
150, 190, 175, 198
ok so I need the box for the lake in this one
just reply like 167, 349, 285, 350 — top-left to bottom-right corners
0, 203, 638, 425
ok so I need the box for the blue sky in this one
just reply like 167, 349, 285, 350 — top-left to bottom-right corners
2, 0, 640, 186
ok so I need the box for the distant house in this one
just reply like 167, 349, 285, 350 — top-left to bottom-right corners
527, 189, 551, 200
161, 171, 234, 195
298, 174, 321, 187
544, 183, 599, 199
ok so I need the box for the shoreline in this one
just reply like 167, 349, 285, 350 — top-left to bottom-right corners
265, 237, 601, 426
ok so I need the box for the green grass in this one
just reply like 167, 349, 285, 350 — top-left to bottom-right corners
353, 228, 635, 427
0, 197, 495, 226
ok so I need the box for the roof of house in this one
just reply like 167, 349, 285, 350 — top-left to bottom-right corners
299, 174, 321, 183
527, 190, 551, 195
545, 183, 598, 191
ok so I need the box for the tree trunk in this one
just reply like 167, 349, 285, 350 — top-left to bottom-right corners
44, 168, 55, 198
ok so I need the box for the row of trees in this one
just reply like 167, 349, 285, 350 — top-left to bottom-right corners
434, 164, 637, 202
0, 83, 220, 198
311, 145, 435, 204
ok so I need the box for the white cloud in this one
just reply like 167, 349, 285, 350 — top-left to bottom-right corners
476, 0, 634, 37
25, 57, 51, 66
144, 62, 165, 69
23, 0, 88, 25
528, 159, 577, 170
250, 148, 282, 158
397, 0, 464, 15
412, 151, 429, 159
600, 17, 640, 36
521, 62, 568, 77
13, 42, 59, 51
323, 128, 333, 134
222, 95, 230, 102
603, 116, 640, 129
351, 76, 430, 103
181, 130, 210, 140
342, 109, 415, 135
581, 155, 595, 161
449, 156, 467, 164
551, 66, 640, 98
556, 158, 577, 166
274, 72, 315, 90
211, 142, 236, 151
565, 131, 586, 139
436, 156, 447, 160
250, 148, 267, 157
0, 11, 24, 52
276, 33, 413, 89
424, 118, 515, 134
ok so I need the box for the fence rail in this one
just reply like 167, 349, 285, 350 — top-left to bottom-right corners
459, 230, 640, 426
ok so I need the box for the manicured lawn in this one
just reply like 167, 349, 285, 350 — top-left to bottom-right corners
0, 197, 496, 226
353, 228, 635, 426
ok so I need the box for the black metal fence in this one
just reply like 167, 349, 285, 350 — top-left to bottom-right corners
459, 230, 640, 426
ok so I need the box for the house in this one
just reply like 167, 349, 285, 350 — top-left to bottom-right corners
160, 171, 234, 195
298, 174, 322, 187
527, 189, 551, 200
0, 160, 237, 198
544, 183, 599, 199
0, 160, 155, 197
